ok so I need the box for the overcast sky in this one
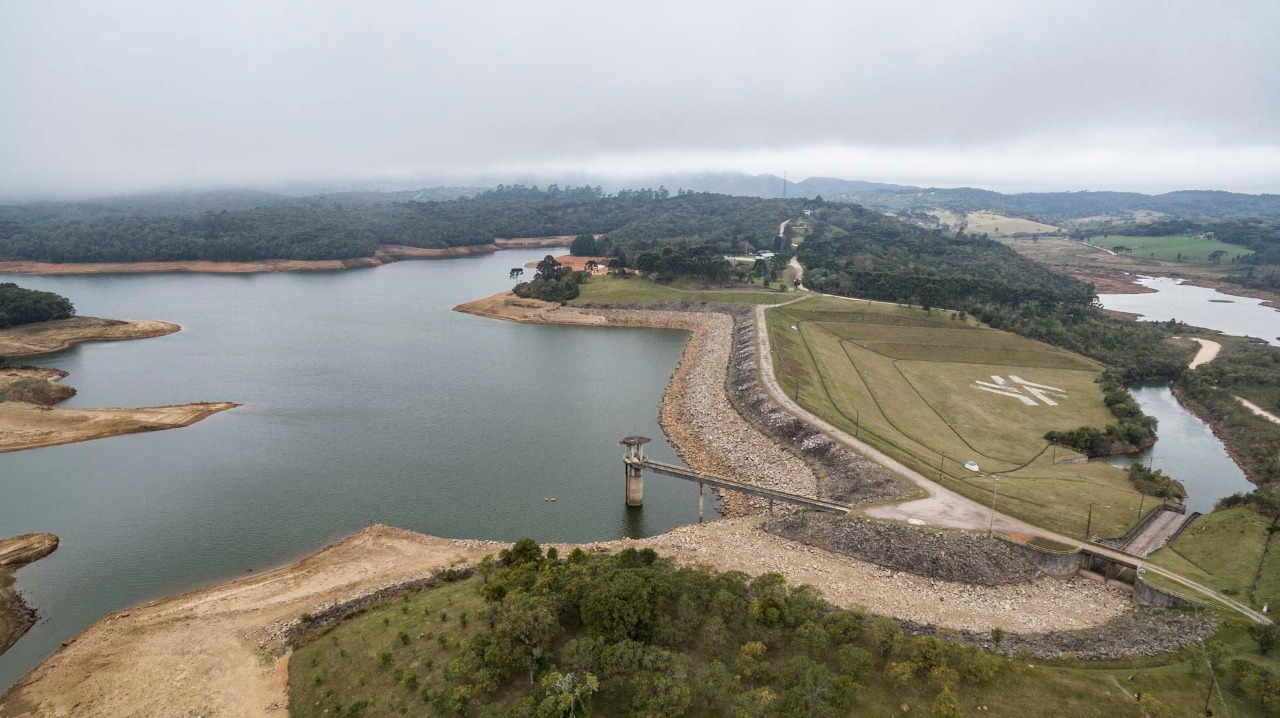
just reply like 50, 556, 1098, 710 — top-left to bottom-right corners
2, 0, 1278, 199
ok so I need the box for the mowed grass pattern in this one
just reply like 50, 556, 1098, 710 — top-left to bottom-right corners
767, 296, 1146, 537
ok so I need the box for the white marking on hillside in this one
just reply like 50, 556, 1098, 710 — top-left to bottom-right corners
972, 376, 1068, 407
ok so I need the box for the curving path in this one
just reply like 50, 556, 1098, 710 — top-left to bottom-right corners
754, 299, 1269, 623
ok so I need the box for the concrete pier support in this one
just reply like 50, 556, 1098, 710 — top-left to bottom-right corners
698, 483, 704, 523
620, 436, 651, 508
625, 461, 644, 507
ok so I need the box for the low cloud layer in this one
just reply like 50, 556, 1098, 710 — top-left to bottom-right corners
2, 0, 1278, 198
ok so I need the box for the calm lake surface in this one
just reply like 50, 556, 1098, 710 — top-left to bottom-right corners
0, 250, 701, 690
1105, 384, 1254, 514
1098, 276, 1280, 346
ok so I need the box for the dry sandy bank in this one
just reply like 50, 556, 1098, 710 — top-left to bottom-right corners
1064, 268, 1157, 294
0, 237, 572, 276
0, 317, 237, 453
0, 535, 59, 659
0, 318, 178, 358
0, 401, 238, 454
0, 519, 1131, 718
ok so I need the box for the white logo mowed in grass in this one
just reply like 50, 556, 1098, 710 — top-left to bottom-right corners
971, 375, 1067, 406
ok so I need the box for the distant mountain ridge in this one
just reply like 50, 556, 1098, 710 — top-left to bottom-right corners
640, 174, 1280, 220
4, 174, 1279, 222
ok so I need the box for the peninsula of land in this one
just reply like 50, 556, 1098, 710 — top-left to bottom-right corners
0, 317, 237, 453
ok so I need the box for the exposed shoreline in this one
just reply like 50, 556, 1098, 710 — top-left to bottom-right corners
0, 535, 59, 659
0, 317, 178, 358
0, 317, 237, 454
0, 237, 571, 276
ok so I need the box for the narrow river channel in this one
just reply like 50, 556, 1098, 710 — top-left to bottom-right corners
1098, 277, 1277, 514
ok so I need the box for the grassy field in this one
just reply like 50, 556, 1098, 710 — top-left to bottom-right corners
928, 210, 1061, 236
767, 296, 1153, 538
1149, 507, 1280, 611
291, 577, 489, 718
1095, 234, 1254, 262
290, 573, 1279, 718
571, 273, 794, 306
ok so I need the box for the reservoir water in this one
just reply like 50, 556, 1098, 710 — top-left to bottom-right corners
1098, 276, 1280, 346
0, 250, 699, 691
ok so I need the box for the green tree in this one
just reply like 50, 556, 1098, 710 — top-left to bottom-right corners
580, 570, 657, 642
773, 655, 854, 718
930, 689, 963, 718
487, 592, 563, 685
569, 235, 599, 256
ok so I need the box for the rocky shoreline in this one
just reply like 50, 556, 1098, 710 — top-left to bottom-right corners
765, 513, 1041, 586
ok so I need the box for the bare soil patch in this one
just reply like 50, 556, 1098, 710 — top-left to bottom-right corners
522, 254, 609, 271
1064, 268, 1156, 295
0, 368, 74, 405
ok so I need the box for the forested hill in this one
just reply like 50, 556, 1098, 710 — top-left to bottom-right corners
798, 203, 1094, 309
0, 187, 798, 264
0, 283, 74, 328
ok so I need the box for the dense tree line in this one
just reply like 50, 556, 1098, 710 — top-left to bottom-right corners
0, 283, 75, 328
0, 187, 800, 265
417, 540, 1005, 717
797, 205, 1095, 311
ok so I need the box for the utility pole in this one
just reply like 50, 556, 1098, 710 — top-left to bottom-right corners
987, 476, 1001, 538
1085, 503, 1094, 539
1203, 665, 1217, 716
1137, 492, 1146, 522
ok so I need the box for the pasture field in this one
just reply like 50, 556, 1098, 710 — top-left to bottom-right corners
1148, 507, 1280, 610
1099, 234, 1254, 261
928, 209, 1061, 236
570, 273, 793, 305
767, 296, 1149, 538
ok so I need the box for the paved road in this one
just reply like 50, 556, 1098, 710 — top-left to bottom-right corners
753, 299, 1270, 623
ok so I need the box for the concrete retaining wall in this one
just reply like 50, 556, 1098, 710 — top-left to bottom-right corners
997, 537, 1082, 577
1133, 577, 1204, 609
